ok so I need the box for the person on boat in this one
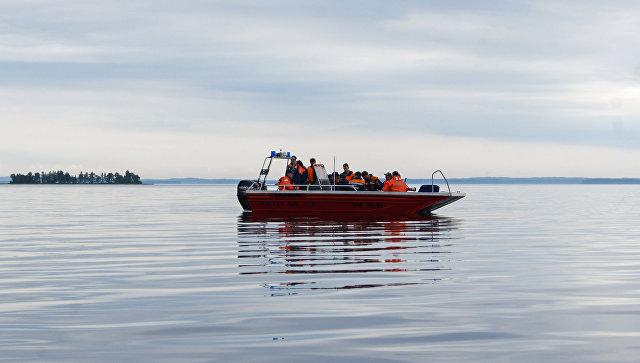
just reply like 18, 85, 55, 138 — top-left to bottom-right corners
286, 157, 300, 186
277, 172, 294, 190
362, 171, 383, 191
382, 172, 394, 191
349, 171, 366, 190
294, 160, 307, 185
307, 158, 317, 184
329, 171, 340, 185
286, 156, 298, 175
387, 171, 416, 192
329, 172, 350, 191
340, 163, 354, 181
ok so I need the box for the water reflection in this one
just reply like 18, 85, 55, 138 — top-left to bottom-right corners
237, 214, 460, 294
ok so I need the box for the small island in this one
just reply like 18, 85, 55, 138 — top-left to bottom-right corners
9, 171, 142, 184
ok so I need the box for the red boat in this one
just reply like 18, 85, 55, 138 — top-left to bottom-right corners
237, 151, 465, 217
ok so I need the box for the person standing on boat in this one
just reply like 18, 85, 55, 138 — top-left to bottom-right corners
286, 157, 299, 185
277, 172, 295, 190
287, 156, 297, 175
362, 171, 383, 191
307, 158, 317, 184
340, 163, 354, 182
295, 160, 307, 186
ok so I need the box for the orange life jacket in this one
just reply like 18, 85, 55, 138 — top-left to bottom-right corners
350, 178, 364, 185
277, 176, 294, 190
389, 176, 410, 192
382, 179, 393, 191
296, 165, 306, 175
307, 166, 315, 184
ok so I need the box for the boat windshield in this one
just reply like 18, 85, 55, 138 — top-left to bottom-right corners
313, 165, 330, 185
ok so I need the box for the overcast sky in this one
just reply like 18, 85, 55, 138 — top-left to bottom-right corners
1, 0, 640, 178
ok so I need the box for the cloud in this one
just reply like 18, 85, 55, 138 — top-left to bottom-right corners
1, 1, 640, 176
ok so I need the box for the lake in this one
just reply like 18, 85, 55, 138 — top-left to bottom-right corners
1, 184, 639, 362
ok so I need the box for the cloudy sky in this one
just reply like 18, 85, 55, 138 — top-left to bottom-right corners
2, 0, 640, 178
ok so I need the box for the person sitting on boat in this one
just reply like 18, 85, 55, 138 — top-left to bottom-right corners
329, 171, 340, 185
349, 171, 366, 190
386, 171, 416, 192
340, 163, 354, 181
329, 172, 350, 191
382, 172, 393, 191
362, 171, 383, 191
277, 172, 295, 190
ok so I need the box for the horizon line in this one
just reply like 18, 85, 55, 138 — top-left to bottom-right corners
4, 175, 640, 185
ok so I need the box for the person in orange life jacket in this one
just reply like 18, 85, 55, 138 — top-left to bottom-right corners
349, 171, 366, 190
294, 160, 307, 185
382, 172, 394, 191
362, 171, 383, 191
389, 171, 416, 192
307, 158, 317, 184
340, 163, 353, 181
277, 172, 294, 190
296, 160, 306, 176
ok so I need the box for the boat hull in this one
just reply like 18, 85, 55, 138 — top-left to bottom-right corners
242, 190, 464, 216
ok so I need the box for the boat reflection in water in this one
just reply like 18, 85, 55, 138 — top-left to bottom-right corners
237, 213, 461, 295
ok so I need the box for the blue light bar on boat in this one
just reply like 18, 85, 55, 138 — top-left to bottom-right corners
269, 150, 291, 158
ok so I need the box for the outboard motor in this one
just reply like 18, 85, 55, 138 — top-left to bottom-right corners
237, 180, 257, 211
419, 184, 440, 193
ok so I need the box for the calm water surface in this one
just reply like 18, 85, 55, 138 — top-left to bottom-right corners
1, 185, 639, 362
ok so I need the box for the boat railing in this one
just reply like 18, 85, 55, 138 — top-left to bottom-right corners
255, 183, 360, 191
248, 176, 453, 194
431, 170, 452, 195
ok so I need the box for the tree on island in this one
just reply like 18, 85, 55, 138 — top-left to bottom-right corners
9, 170, 142, 184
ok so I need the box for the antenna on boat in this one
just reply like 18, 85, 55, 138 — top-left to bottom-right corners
333, 156, 336, 188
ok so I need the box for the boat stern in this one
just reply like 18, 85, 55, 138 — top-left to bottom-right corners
237, 180, 256, 212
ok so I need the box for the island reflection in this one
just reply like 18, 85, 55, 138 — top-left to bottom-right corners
237, 214, 461, 294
